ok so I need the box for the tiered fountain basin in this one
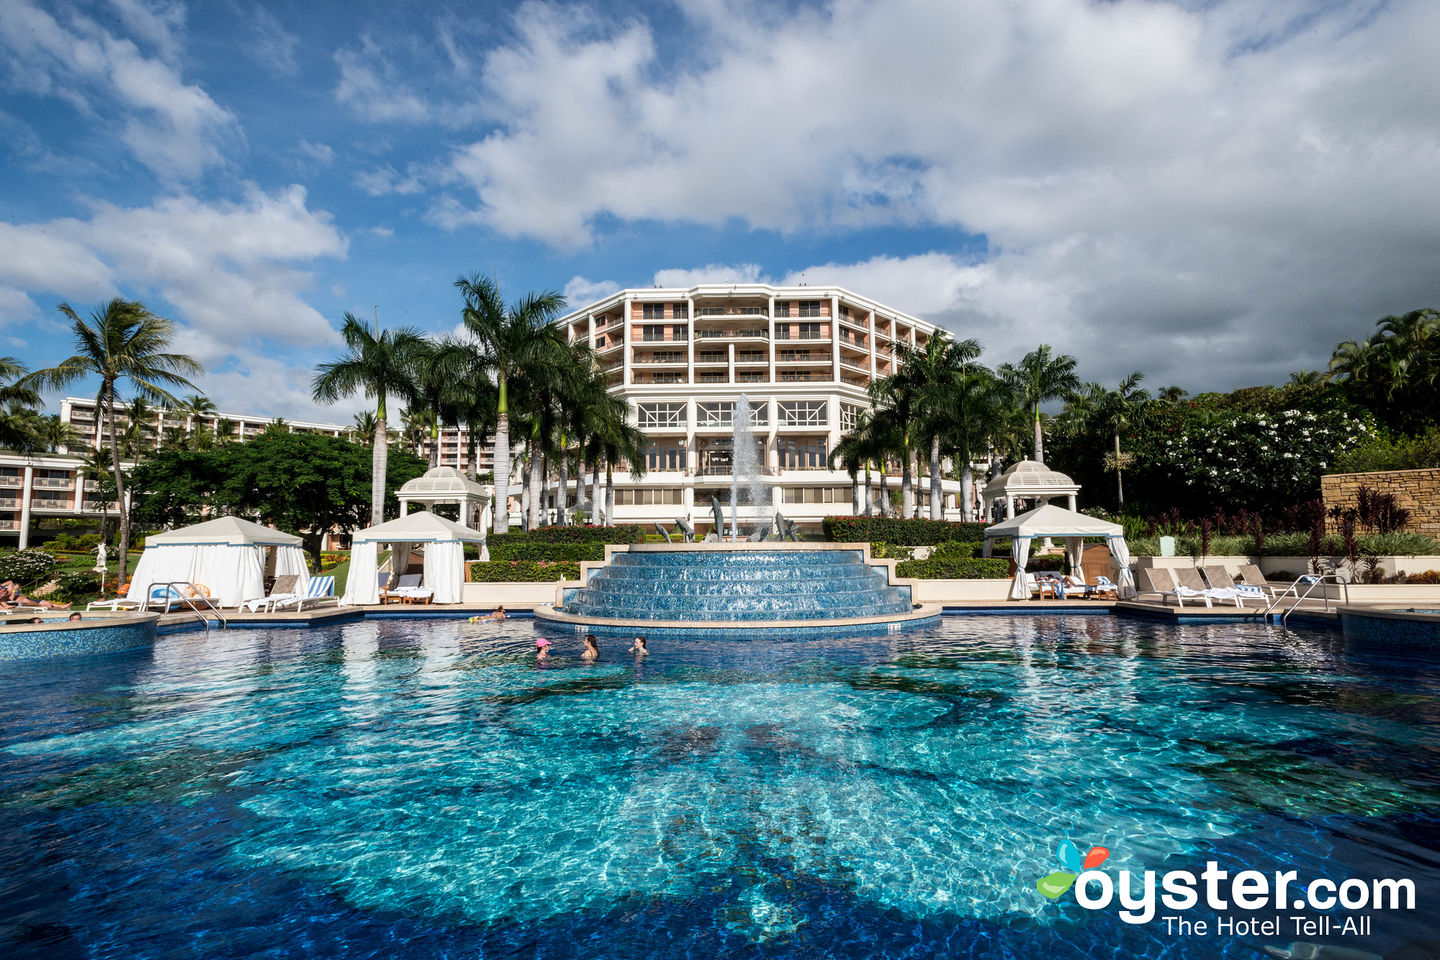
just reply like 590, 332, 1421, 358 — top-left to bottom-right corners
533, 542, 941, 638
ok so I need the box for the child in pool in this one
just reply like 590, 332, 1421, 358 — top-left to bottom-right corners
535, 638, 551, 661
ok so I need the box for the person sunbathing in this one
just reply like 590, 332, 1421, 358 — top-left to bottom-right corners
0, 581, 71, 609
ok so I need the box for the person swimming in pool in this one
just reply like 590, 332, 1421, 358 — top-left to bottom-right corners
467, 605, 507, 624
581, 635, 599, 661
535, 638, 551, 661
629, 636, 648, 656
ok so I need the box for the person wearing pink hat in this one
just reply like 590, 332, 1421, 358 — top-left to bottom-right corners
535, 638, 551, 661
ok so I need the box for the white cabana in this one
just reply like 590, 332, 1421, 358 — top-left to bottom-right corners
396, 467, 490, 529
982, 460, 1082, 520
983, 504, 1136, 600
126, 516, 309, 608
340, 510, 487, 606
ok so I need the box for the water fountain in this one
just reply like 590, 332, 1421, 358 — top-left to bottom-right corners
729, 394, 767, 538
531, 393, 940, 638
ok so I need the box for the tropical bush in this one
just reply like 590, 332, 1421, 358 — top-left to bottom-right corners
0, 550, 57, 588
468, 560, 582, 582
896, 556, 1010, 579
1149, 408, 1373, 515
51, 572, 101, 603
488, 525, 644, 546
487, 541, 606, 562
823, 517, 987, 545
1335, 427, 1440, 473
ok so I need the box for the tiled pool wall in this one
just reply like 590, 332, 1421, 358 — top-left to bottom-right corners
1341, 609, 1440, 648
0, 618, 157, 661
539, 613, 943, 640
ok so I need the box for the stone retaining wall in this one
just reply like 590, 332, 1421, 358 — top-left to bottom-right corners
1321, 468, 1440, 537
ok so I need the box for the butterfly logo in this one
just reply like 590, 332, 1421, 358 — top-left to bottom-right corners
1036, 839, 1110, 899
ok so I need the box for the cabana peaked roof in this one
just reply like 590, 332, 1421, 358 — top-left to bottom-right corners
351, 510, 487, 544
146, 516, 302, 547
984, 504, 1123, 540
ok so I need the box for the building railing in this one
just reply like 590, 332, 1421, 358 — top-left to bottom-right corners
633, 355, 687, 364
32, 477, 73, 488
31, 499, 72, 510
0, 476, 20, 487
640, 334, 689, 342
695, 328, 767, 339
774, 331, 828, 341
0, 498, 17, 508
695, 352, 727, 363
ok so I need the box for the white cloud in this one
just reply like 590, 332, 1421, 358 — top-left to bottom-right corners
247, 4, 299, 75
295, 139, 334, 166
334, 38, 431, 123
0, 185, 346, 354
0, 0, 238, 180
419, 0, 1440, 389
354, 163, 426, 196
562, 276, 619, 304
652, 263, 764, 288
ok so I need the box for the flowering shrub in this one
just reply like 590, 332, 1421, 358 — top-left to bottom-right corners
0, 550, 58, 588
1151, 409, 1372, 514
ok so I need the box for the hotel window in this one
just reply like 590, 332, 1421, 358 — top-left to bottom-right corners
697, 372, 726, 383
840, 403, 865, 432
640, 350, 684, 363
647, 373, 686, 384
642, 303, 666, 320
790, 486, 849, 503
673, 302, 688, 318
697, 350, 726, 363
774, 302, 790, 318
798, 300, 822, 317
780, 371, 813, 382
644, 440, 685, 472
696, 402, 734, 427
637, 402, 686, 429
778, 438, 828, 470
736, 371, 765, 383
778, 400, 827, 426
642, 324, 667, 341
614, 487, 683, 505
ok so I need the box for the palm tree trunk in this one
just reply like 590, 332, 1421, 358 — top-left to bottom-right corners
557, 452, 569, 525
1115, 432, 1125, 509
520, 455, 532, 530
864, 461, 873, 517
605, 461, 615, 527
539, 451, 549, 527
929, 435, 942, 520
590, 458, 602, 525
492, 410, 510, 534
901, 447, 914, 518
960, 458, 975, 522
526, 447, 542, 531
1033, 405, 1044, 462
879, 472, 890, 516
428, 414, 440, 469
851, 473, 861, 516
372, 414, 388, 526
106, 380, 130, 586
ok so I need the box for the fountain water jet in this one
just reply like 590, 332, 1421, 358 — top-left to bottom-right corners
729, 395, 767, 538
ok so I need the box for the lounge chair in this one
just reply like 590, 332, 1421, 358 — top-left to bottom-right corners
1237, 564, 1293, 600
241, 574, 300, 613
87, 596, 142, 612
1202, 565, 1268, 606
1026, 572, 1060, 600
146, 583, 221, 613
378, 572, 402, 604
390, 573, 433, 605
274, 575, 337, 612
1174, 566, 1243, 608
1136, 567, 1214, 608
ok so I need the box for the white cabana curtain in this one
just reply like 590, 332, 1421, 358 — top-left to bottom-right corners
424, 540, 465, 604
274, 545, 312, 592
124, 543, 265, 607
1065, 537, 1084, 583
1109, 537, 1137, 599
341, 541, 380, 606
1008, 535, 1033, 600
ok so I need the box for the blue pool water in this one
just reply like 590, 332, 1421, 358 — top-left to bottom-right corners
1, 617, 1437, 958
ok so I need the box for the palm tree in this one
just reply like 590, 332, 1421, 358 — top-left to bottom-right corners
892, 332, 983, 520
829, 415, 870, 516
592, 391, 647, 526
1064, 372, 1148, 509
20, 299, 201, 583
37, 414, 83, 453
312, 311, 426, 527
999, 344, 1080, 463
0, 358, 42, 451
1155, 385, 1189, 405
348, 411, 379, 445
407, 337, 469, 468
454, 272, 567, 534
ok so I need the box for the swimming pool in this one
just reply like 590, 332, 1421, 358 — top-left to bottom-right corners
1, 616, 1436, 958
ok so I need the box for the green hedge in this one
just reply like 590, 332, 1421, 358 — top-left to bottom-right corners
823, 517, 987, 545
487, 541, 606, 562
896, 557, 1011, 579
468, 560, 582, 582
488, 525, 645, 546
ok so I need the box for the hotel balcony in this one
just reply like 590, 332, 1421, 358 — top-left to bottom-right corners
31, 499, 75, 512
693, 327, 769, 340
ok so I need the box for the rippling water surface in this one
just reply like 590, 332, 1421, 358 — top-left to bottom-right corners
1, 616, 1437, 959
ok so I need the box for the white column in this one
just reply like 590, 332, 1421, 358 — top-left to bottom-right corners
830, 296, 841, 382
621, 297, 633, 386
1068, 493, 1077, 511
19, 465, 33, 549
1006, 496, 1015, 520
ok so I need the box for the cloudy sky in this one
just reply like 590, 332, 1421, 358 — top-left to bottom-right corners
2, 0, 1437, 422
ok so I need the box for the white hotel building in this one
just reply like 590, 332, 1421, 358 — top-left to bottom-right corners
553, 284, 963, 533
